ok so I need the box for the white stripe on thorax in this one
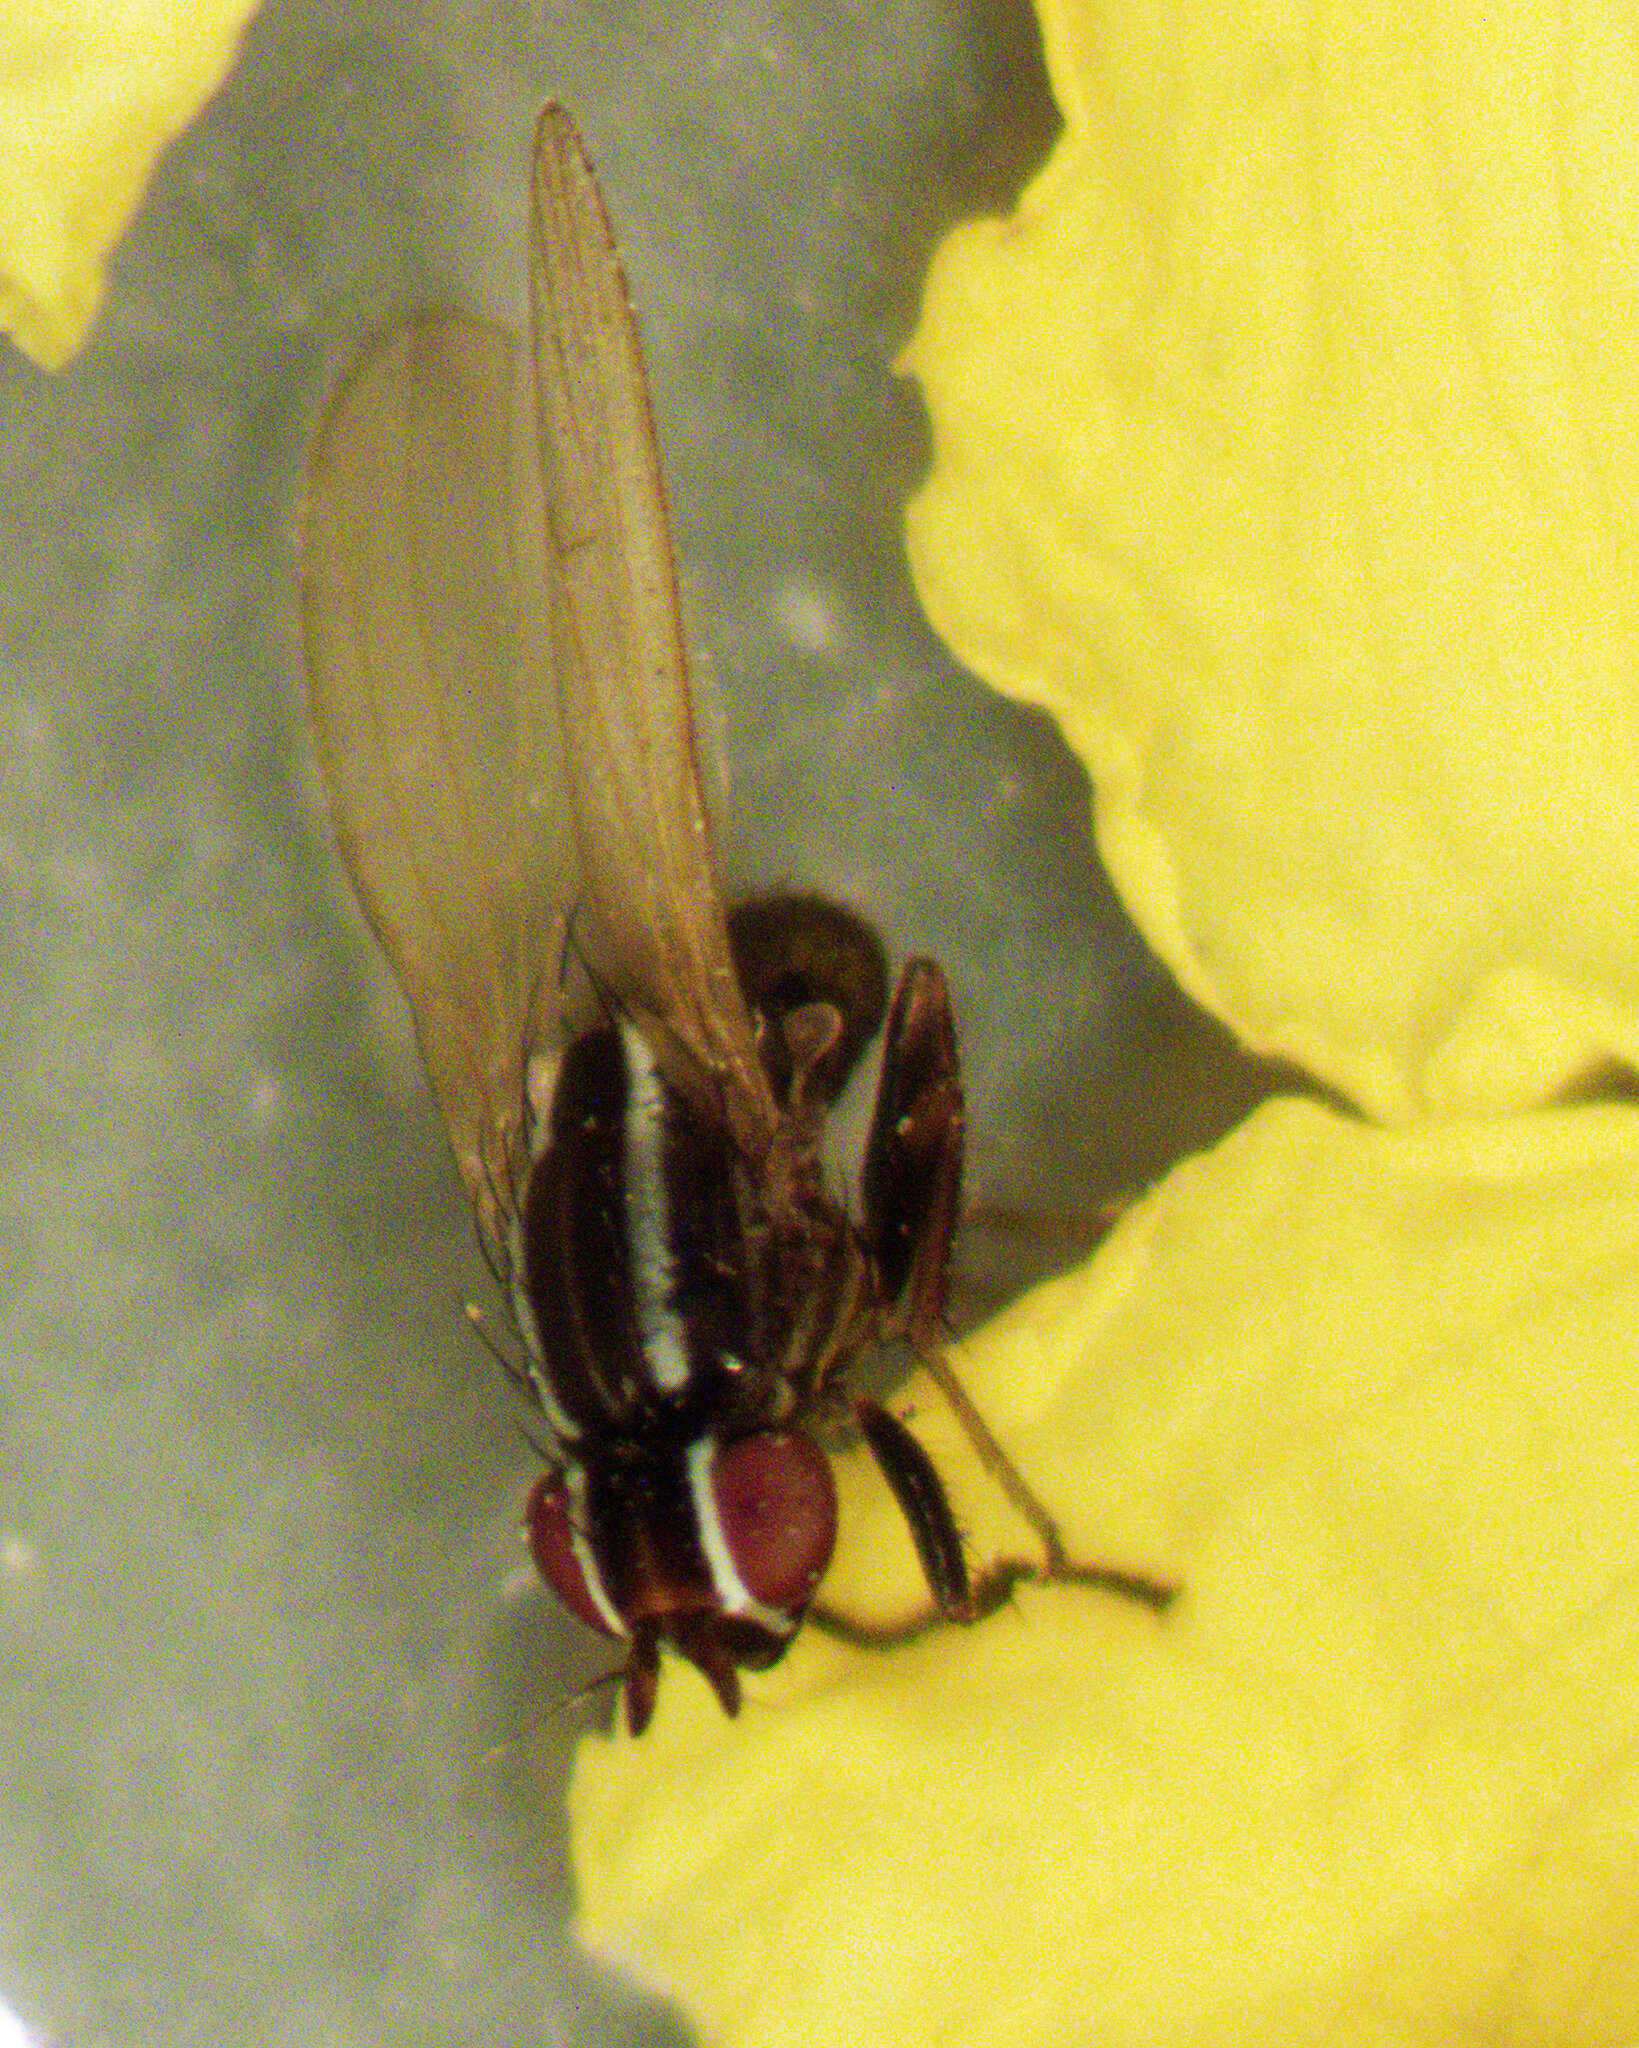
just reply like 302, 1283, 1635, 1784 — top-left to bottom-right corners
617, 1020, 693, 1394
563, 1458, 628, 1639
686, 1434, 795, 1635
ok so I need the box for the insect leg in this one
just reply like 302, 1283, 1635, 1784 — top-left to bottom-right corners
864, 956, 1174, 1614
811, 1388, 1173, 1650
854, 1396, 972, 1620
809, 1554, 1043, 1647
912, 1340, 1070, 1574
860, 957, 963, 1338
862, 958, 1086, 1572
913, 1339, 1174, 1613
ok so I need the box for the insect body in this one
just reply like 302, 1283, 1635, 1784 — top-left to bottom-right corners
302, 104, 1162, 1734
512, 889, 970, 1729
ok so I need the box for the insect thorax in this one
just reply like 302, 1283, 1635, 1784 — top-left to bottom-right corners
512, 1014, 872, 1448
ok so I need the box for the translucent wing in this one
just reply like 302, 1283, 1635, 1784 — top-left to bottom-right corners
529, 102, 778, 1157
302, 106, 777, 1234
301, 315, 573, 1236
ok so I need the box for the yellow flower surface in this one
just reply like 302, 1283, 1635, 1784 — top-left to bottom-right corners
0, 2, 260, 367
569, 2, 1639, 2034
902, 0, 1639, 1123
571, 1098, 1639, 2044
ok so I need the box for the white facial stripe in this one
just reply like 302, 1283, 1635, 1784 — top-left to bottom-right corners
686, 1435, 795, 1637
564, 1460, 629, 1639
617, 1020, 693, 1394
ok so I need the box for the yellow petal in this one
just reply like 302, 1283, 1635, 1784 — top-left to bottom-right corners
902, 0, 1639, 1122
0, 2, 260, 368
570, 1098, 1639, 2045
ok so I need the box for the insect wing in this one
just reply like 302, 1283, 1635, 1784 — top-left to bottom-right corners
529, 104, 777, 1153
301, 315, 575, 1233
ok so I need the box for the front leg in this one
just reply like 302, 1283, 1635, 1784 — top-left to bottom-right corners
861, 959, 1072, 1562
859, 956, 1175, 1616
860, 957, 964, 1345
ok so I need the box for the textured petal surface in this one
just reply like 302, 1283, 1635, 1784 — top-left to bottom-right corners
0, 1, 259, 366
902, 0, 1639, 1122
569, 1098, 1639, 2045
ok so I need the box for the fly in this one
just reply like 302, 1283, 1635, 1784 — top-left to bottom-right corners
301, 102, 1170, 1735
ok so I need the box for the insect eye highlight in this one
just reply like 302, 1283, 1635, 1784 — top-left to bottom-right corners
710, 1430, 838, 1613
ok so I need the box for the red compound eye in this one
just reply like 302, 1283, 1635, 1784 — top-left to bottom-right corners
710, 1430, 837, 1612
527, 1473, 620, 1639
